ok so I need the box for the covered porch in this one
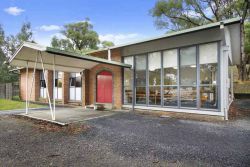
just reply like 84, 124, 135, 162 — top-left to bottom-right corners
9, 42, 131, 123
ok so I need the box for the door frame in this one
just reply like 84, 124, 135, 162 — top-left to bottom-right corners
95, 68, 114, 106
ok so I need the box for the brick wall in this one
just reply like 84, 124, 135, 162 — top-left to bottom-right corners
82, 69, 90, 107
47, 70, 53, 100
19, 68, 40, 101
19, 48, 123, 109
62, 72, 69, 104
88, 49, 123, 109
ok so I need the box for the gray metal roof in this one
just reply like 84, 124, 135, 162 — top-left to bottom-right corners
8, 42, 131, 72
87, 17, 241, 54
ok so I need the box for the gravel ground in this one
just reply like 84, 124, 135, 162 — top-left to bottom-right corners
0, 112, 249, 167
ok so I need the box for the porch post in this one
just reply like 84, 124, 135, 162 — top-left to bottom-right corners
25, 61, 28, 114
131, 60, 135, 112
39, 51, 54, 120
53, 55, 56, 120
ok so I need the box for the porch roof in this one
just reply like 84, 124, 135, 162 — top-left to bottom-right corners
8, 42, 131, 72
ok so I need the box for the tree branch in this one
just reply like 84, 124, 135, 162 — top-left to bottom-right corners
192, 1, 214, 23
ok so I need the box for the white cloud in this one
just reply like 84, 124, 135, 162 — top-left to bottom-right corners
39, 25, 62, 31
99, 33, 142, 45
4, 6, 25, 16
50, 33, 66, 39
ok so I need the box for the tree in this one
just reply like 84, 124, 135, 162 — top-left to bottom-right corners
150, 0, 249, 80
101, 40, 114, 48
244, 22, 250, 79
3, 22, 34, 57
0, 22, 34, 83
150, 0, 246, 31
51, 36, 74, 51
51, 18, 100, 52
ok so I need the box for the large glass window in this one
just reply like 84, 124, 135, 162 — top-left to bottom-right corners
199, 43, 218, 109
123, 56, 133, 104
135, 55, 146, 104
40, 71, 46, 98
123, 42, 219, 111
54, 71, 62, 99
148, 52, 161, 105
69, 73, 82, 101
180, 46, 197, 108
163, 49, 178, 106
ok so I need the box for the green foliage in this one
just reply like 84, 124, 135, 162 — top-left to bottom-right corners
245, 22, 250, 56
51, 36, 74, 51
17, 22, 33, 42
150, 0, 246, 31
0, 22, 34, 83
101, 40, 114, 48
51, 18, 100, 52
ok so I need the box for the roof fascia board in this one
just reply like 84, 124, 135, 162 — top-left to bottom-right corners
45, 47, 131, 68
9, 42, 46, 63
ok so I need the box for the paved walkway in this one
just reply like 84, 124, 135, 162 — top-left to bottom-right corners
17, 107, 115, 125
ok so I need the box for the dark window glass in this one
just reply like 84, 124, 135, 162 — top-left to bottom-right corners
149, 86, 161, 105
123, 56, 133, 104
135, 55, 146, 104
163, 86, 178, 106
136, 87, 146, 104
70, 78, 76, 87
40, 80, 46, 88
58, 79, 62, 88
180, 86, 197, 108
200, 85, 218, 109
75, 76, 81, 87
124, 86, 132, 104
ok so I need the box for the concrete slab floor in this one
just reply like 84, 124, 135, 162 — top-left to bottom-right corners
17, 107, 115, 125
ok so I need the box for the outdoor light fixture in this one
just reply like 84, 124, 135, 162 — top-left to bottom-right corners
220, 22, 224, 29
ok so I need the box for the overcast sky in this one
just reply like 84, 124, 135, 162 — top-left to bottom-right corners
0, 0, 166, 46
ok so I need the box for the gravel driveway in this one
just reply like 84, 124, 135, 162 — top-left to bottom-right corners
0, 112, 249, 167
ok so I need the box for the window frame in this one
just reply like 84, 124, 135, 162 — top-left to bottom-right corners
122, 41, 220, 112
69, 72, 82, 101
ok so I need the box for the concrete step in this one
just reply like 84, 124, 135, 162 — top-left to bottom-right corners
85, 103, 112, 110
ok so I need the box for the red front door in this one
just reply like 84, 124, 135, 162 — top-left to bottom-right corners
97, 71, 112, 103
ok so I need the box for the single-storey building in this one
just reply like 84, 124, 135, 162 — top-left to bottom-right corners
9, 17, 242, 120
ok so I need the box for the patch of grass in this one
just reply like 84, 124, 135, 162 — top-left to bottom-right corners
12, 96, 20, 101
0, 99, 45, 111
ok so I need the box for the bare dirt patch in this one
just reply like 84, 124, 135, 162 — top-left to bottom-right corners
11, 115, 91, 134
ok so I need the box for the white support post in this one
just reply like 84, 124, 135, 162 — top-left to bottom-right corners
39, 51, 54, 120
25, 61, 29, 114
53, 55, 56, 120
231, 68, 234, 100
28, 54, 38, 108
108, 49, 111, 61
